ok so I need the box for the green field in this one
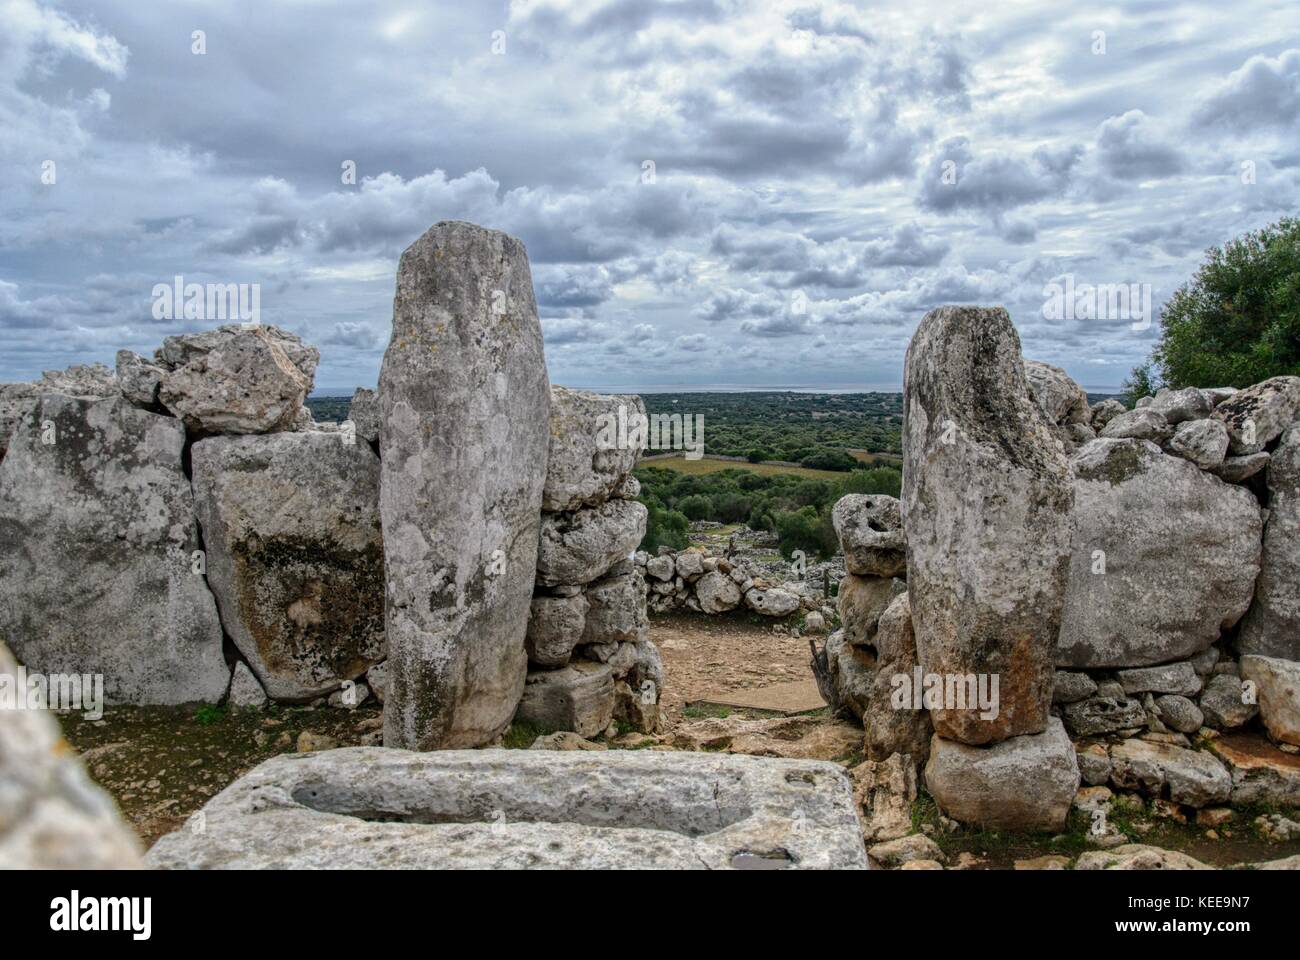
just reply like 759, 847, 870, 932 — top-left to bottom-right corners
641, 455, 851, 481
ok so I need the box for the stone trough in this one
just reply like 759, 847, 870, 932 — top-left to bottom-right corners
146, 748, 868, 869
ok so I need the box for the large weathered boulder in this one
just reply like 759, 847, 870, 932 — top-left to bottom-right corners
190, 433, 385, 702
526, 593, 589, 668
838, 574, 906, 646
1075, 844, 1212, 870
0, 396, 228, 703
347, 387, 380, 444
514, 661, 614, 738
1167, 418, 1229, 469
1024, 359, 1090, 425
1, 365, 119, 460
902, 306, 1073, 744
543, 386, 644, 511
850, 753, 918, 843
1147, 386, 1213, 424
1199, 673, 1258, 730
156, 323, 316, 376
923, 717, 1079, 830
1210, 733, 1300, 808
581, 569, 649, 645
378, 221, 550, 750
0, 641, 143, 868
1056, 439, 1262, 668
157, 326, 316, 435
1099, 408, 1173, 443
1238, 424, 1300, 660
144, 747, 868, 869
863, 593, 932, 762
832, 494, 906, 577
1211, 376, 1300, 454
1090, 398, 1127, 430
536, 499, 647, 586
820, 628, 874, 720
695, 569, 742, 613
115, 350, 165, 407
744, 586, 801, 617
1240, 656, 1300, 747
35, 362, 118, 397
1109, 739, 1231, 807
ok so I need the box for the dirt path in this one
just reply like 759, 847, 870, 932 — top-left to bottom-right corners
650, 611, 817, 723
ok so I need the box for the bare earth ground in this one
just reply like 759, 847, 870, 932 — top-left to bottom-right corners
60, 612, 1300, 867
652, 610, 813, 723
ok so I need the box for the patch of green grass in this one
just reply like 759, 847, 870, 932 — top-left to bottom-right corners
909, 790, 942, 836
501, 720, 550, 749
612, 718, 636, 738
192, 704, 224, 725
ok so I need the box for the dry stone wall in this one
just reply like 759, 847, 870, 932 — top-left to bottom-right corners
520, 386, 661, 736
0, 220, 663, 752
821, 307, 1300, 832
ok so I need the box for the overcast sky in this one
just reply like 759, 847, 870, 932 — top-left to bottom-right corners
2, 0, 1298, 392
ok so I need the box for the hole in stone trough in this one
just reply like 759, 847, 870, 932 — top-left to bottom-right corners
289, 769, 753, 837
729, 849, 794, 870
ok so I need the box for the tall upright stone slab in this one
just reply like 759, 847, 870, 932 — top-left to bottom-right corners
902, 306, 1073, 744
379, 221, 550, 750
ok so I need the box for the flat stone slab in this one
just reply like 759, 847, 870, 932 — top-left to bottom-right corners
692, 678, 827, 715
145, 747, 867, 870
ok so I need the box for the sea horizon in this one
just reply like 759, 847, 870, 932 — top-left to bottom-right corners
312, 381, 1126, 397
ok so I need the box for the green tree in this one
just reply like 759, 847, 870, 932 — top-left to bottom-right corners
835, 466, 902, 499
1144, 216, 1300, 389
639, 499, 689, 553
712, 491, 753, 524
1120, 363, 1158, 407
774, 506, 838, 560
676, 494, 713, 521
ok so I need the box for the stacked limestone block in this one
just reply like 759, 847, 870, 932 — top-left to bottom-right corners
1047, 377, 1300, 816
518, 386, 662, 735
812, 496, 930, 762
0, 321, 387, 709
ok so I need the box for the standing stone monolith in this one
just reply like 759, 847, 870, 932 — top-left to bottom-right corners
902, 306, 1073, 744
379, 221, 550, 750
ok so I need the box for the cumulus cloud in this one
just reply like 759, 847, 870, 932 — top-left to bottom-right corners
1193, 49, 1300, 133
918, 137, 1079, 214
1095, 110, 1186, 180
